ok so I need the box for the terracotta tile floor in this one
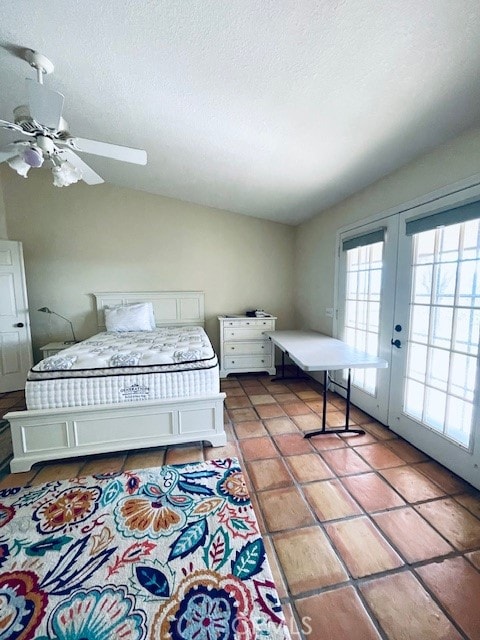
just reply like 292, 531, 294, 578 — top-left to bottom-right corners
1, 374, 480, 639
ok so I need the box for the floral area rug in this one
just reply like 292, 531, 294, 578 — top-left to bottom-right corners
0, 457, 290, 639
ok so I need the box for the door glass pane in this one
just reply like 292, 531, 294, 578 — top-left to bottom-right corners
407, 343, 427, 382
404, 379, 425, 420
426, 348, 449, 392
431, 307, 453, 348
450, 353, 476, 402
344, 240, 383, 396
412, 264, 433, 303
415, 229, 436, 264
462, 219, 480, 260
458, 260, 480, 307
410, 305, 430, 343
433, 262, 456, 305
438, 225, 460, 262
445, 398, 472, 447
424, 388, 447, 431
403, 221, 480, 448
453, 308, 480, 355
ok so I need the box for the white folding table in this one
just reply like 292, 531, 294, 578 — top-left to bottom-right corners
266, 330, 388, 437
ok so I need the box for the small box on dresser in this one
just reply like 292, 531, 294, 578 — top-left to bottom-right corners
218, 315, 276, 378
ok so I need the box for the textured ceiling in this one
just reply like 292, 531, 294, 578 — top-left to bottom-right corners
1, 1, 480, 225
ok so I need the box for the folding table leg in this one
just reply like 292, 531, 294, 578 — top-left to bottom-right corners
304, 368, 365, 438
270, 345, 309, 382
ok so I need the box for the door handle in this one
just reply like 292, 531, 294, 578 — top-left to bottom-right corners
391, 338, 401, 348
15, 322, 24, 328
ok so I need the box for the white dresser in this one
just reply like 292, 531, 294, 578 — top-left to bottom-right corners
218, 315, 276, 378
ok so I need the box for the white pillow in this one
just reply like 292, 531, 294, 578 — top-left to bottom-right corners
104, 302, 156, 332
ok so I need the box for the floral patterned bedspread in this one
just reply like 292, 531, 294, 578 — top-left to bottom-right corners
0, 458, 289, 639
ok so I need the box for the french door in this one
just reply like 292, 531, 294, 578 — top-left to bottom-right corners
337, 216, 398, 424
338, 202, 480, 489
389, 205, 480, 488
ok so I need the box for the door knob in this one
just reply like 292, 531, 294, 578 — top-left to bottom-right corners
391, 338, 401, 348
15, 322, 24, 328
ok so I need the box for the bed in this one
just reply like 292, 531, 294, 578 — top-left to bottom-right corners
6, 291, 226, 472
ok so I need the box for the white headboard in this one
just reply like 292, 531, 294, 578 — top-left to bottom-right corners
93, 291, 205, 328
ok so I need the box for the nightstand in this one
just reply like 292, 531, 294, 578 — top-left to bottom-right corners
218, 315, 276, 378
40, 342, 74, 358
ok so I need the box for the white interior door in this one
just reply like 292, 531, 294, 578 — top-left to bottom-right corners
337, 216, 398, 424
389, 205, 480, 489
0, 240, 33, 392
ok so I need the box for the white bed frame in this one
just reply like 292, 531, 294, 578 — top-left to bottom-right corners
7, 291, 226, 473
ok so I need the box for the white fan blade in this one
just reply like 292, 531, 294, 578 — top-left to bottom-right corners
26, 78, 65, 130
0, 143, 22, 163
60, 148, 104, 185
64, 137, 147, 165
0, 119, 33, 135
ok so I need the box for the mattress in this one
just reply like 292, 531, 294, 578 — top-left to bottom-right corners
26, 326, 220, 410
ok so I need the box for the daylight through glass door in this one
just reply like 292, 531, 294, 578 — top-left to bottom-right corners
344, 238, 384, 395
404, 219, 480, 447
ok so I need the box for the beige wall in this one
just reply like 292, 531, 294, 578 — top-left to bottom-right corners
0, 170, 7, 239
4, 124, 479, 362
295, 126, 480, 334
3, 168, 295, 357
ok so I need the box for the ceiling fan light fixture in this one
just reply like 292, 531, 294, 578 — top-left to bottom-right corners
7, 154, 30, 177
52, 160, 82, 187
1, 49, 147, 187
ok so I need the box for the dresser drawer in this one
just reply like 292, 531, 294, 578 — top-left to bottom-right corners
222, 319, 275, 330
224, 341, 272, 355
223, 328, 270, 340
223, 354, 273, 369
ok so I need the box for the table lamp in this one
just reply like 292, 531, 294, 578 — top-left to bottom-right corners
38, 307, 77, 343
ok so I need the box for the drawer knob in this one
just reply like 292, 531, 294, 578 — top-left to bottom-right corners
246, 322, 250, 325
261, 359, 264, 363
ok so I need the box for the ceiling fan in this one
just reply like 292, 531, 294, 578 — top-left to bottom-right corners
0, 50, 147, 187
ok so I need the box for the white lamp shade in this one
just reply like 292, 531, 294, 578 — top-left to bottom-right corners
7, 155, 30, 177
52, 161, 82, 187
